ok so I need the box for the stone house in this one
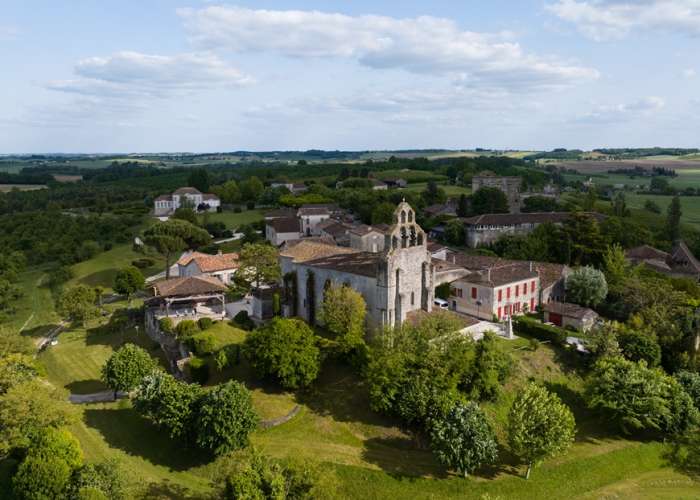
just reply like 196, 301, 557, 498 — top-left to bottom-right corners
543, 302, 599, 332
472, 174, 522, 213
348, 224, 390, 253
270, 182, 308, 194
449, 264, 540, 321
266, 217, 301, 246
177, 251, 239, 285
279, 202, 434, 328
298, 206, 331, 236
154, 187, 220, 216
625, 241, 700, 280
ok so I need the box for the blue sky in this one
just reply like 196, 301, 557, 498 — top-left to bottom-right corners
1, 0, 699, 153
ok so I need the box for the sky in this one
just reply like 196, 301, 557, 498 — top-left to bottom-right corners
1, 0, 699, 153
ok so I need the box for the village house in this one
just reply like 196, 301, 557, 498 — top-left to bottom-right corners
298, 206, 332, 236
424, 199, 459, 218
472, 173, 522, 213
462, 212, 603, 248
266, 216, 301, 246
543, 302, 599, 332
177, 251, 239, 285
625, 241, 700, 280
449, 264, 540, 321
348, 224, 390, 253
270, 182, 308, 194
154, 187, 220, 216
383, 178, 408, 188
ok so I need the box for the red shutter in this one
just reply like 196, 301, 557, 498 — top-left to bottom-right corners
507, 287, 511, 299
497, 306, 502, 319
471, 287, 477, 299
515, 285, 519, 297
498, 289, 502, 302
531, 280, 536, 292
530, 298, 535, 311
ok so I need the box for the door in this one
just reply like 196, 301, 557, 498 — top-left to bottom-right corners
549, 312, 563, 327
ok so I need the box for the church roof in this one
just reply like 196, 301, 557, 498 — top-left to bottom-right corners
302, 251, 382, 278
279, 239, 355, 263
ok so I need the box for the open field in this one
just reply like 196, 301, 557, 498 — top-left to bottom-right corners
197, 209, 264, 230
552, 158, 700, 174
399, 182, 472, 196
0, 183, 47, 192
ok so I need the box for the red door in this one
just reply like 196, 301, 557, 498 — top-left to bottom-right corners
549, 312, 563, 326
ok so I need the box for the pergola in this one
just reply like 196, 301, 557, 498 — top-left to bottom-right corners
147, 275, 227, 321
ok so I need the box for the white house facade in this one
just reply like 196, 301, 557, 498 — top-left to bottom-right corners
154, 187, 220, 216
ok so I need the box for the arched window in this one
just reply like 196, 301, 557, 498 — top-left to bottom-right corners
400, 210, 406, 223
408, 210, 413, 223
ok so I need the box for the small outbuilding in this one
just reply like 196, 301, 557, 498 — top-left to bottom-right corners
543, 302, 598, 332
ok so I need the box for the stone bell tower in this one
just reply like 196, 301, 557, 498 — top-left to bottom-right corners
376, 200, 434, 327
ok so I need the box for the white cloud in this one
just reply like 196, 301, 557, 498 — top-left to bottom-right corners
547, 0, 700, 41
178, 6, 598, 91
48, 51, 252, 99
575, 96, 665, 123
683, 68, 697, 78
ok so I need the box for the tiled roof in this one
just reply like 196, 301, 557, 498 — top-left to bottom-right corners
302, 251, 382, 278
427, 241, 446, 253
318, 220, 351, 238
155, 194, 172, 201
269, 217, 300, 233
458, 264, 538, 287
279, 239, 355, 263
173, 187, 202, 195
626, 245, 669, 261
544, 301, 598, 320
202, 193, 219, 201
670, 241, 700, 274
152, 275, 226, 297
348, 224, 389, 236
265, 208, 297, 219
424, 202, 458, 217
462, 212, 604, 226
178, 251, 239, 272
298, 207, 331, 216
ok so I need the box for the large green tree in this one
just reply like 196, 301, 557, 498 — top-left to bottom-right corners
667, 195, 682, 241
565, 266, 608, 307
113, 266, 145, 304
508, 383, 576, 479
319, 284, 367, 354
429, 402, 498, 478
101, 344, 158, 395
0, 353, 38, 395
244, 318, 320, 389
143, 219, 210, 278
240, 176, 264, 202
187, 168, 210, 193
422, 181, 447, 205
195, 381, 258, 456
57, 285, 98, 324
471, 187, 509, 215
238, 243, 281, 293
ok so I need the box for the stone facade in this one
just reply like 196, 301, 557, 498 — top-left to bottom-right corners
154, 187, 220, 216
472, 174, 522, 213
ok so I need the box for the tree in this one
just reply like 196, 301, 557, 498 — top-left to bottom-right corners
583, 186, 597, 211
650, 176, 670, 193
238, 243, 281, 293
113, 266, 144, 304
444, 219, 466, 246
667, 195, 682, 241
371, 202, 395, 225
467, 331, 511, 401
471, 187, 509, 215
676, 370, 700, 411
143, 219, 211, 278
457, 193, 470, 217
644, 199, 661, 214
0, 379, 78, 458
429, 402, 498, 477
195, 381, 258, 455
612, 192, 629, 217
617, 328, 661, 367
319, 285, 367, 353
508, 383, 576, 479
172, 207, 198, 224
240, 176, 264, 202
101, 344, 158, 395
12, 427, 83, 500
215, 180, 241, 204
602, 244, 628, 291
0, 353, 38, 394
585, 356, 698, 435
564, 213, 606, 266
188, 168, 210, 192
133, 370, 202, 441
522, 195, 559, 213
69, 460, 127, 500
565, 266, 608, 307
57, 285, 98, 324
244, 318, 320, 389
422, 181, 447, 205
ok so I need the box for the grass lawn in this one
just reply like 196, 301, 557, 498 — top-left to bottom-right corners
198, 209, 264, 230
67, 244, 165, 292
623, 193, 700, 230
3, 267, 60, 336
399, 182, 471, 197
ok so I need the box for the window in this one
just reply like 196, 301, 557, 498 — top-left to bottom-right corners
531, 280, 536, 293
523, 282, 528, 294
498, 289, 502, 302
471, 287, 477, 299
451, 288, 462, 298
515, 285, 519, 297
411, 292, 415, 306
506, 287, 511, 299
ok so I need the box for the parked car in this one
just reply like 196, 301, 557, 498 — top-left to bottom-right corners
434, 298, 449, 309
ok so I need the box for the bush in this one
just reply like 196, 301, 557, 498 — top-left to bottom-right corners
189, 332, 217, 356
198, 317, 214, 330
215, 349, 229, 371
188, 356, 210, 385
246, 201, 256, 210
158, 317, 174, 334
175, 320, 200, 339
514, 316, 566, 346
131, 258, 155, 269
234, 206, 242, 213
233, 311, 255, 331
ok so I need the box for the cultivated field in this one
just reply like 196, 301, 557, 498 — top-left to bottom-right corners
0, 183, 47, 192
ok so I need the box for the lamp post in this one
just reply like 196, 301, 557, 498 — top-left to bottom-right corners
476, 299, 482, 320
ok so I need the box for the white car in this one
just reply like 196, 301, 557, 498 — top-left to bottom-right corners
434, 298, 449, 309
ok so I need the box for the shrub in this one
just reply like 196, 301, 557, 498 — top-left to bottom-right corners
189, 332, 217, 356
101, 344, 158, 393
131, 258, 155, 269
198, 317, 214, 330
246, 201, 255, 210
514, 316, 566, 346
188, 356, 210, 385
233, 311, 255, 331
215, 349, 229, 371
158, 317, 174, 334
175, 320, 200, 339
234, 206, 242, 213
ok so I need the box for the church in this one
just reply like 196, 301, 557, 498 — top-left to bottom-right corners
278, 201, 439, 328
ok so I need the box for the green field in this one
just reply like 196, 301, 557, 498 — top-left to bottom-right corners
198, 209, 264, 230
623, 193, 700, 230
400, 182, 472, 197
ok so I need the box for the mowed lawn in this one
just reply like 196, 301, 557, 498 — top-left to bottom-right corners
198, 209, 264, 230
4, 268, 60, 336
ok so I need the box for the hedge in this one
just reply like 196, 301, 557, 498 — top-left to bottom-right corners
189, 356, 210, 385
188, 332, 217, 356
514, 316, 567, 346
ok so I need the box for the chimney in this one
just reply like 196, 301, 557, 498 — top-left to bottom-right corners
487, 268, 491, 282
